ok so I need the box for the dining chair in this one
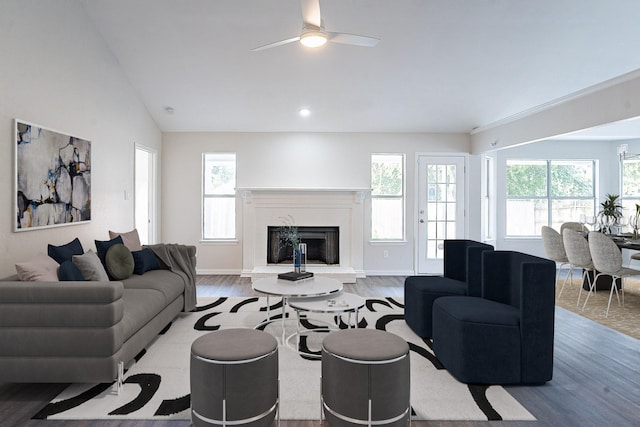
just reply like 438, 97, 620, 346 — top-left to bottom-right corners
561, 222, 587, 234
562, 228, 595, 305
587, 231, 640, 316
541, 226, 570, 288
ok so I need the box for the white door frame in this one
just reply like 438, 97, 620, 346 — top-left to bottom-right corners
414, 153, 468, 274
134, 144, 158, 244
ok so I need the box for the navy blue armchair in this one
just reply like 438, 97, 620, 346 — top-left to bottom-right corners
432, 251, 556, 385
404, 240, 493, 338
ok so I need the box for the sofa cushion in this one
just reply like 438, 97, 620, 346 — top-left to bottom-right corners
105, 244, 135, 280
131, 248, 160, 275
48, 238, 84, 264
434, 296, 520, 326
109, 229, 142, 252
95, 235, 124, 269
58, 261, 86, 281
121, 288, 167, 342
123, 269, 184, 304
72, 250, 109, 281
15, 255, 59, 282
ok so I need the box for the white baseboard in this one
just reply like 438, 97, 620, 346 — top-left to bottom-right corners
364, 270, 414, 276
196, 268, 243, 275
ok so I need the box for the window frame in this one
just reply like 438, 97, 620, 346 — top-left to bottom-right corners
202, 152, 237, 241
370, 153, 406, 242
620, 158, 640, 215
505, 159, 597, 237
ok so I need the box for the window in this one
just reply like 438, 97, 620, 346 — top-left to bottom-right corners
621, 158, 640, 215
371, 154, 404, 240
202, 153, 236, 240
483, 156, 495, 240
506, 160, 595, 236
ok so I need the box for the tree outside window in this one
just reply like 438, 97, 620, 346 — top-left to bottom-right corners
203, 153, 236, 240
371, 154, 404, 240
621, 159, 640, 216
506, 160, 595, 236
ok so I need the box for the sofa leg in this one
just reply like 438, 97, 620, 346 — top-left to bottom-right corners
116, 361, 124, 395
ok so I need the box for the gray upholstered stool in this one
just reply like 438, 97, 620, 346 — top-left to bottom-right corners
190, 328, 279, 427
321, 329, 411, 427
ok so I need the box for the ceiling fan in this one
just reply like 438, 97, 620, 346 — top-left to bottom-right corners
251, 0, 379, 51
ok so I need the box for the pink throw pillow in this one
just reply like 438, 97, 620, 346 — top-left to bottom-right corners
108, 229, 142, 251
15, 254, 60, 281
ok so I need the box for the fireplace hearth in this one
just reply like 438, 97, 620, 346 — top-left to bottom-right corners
267, 226, 339, 265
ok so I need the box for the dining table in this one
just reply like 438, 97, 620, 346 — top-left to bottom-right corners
580, 232, 640, 290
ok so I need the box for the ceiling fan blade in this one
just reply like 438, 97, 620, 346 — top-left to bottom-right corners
301, 0, 322, 29
328, 32, 380, 47
251, 36, 301, 51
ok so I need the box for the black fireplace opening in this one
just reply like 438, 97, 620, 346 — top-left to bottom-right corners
267, 226, 339, 265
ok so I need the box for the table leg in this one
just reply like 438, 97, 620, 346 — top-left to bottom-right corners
266, 295, 270, 321
281, 297, 286, 344
296, 310, 301, 348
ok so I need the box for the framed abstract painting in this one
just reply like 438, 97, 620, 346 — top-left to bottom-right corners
15, 119, 91, 231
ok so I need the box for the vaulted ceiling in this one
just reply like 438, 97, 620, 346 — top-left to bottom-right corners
82, 0, 640, 135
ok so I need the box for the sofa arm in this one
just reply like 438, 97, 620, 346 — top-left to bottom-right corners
0, 281, 125, 358
0, 281, 124, 327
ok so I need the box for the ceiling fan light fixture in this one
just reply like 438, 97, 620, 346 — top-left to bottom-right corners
300, 30, 327, 48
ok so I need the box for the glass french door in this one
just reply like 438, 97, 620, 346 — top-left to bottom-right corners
417, 156, 466, 274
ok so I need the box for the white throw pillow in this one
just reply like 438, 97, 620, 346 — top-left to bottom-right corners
15, 254, 59, 281
72, 250, 110, 281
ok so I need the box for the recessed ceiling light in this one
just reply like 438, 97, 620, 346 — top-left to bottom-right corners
165, 106, 175, 114
299, 108, 311, 117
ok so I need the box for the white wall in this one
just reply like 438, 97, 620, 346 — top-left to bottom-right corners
161, 132, 474, 275
0, 1, 161, 276
495, 139, 623, 257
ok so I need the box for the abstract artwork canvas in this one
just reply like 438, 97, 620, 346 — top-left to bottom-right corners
15, 120, 91, 231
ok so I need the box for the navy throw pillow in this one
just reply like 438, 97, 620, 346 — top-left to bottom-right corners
132, 248, 160, 275
95, 235, 124, 268
58, 260, 86, 281
48, 238, 84, 264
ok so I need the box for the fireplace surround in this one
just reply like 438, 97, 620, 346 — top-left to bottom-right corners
267, 226, 339, 265
240, 188, 367, 283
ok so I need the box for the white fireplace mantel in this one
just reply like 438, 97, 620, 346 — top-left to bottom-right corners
240, 188, 368, 283
239, 187, 369, 205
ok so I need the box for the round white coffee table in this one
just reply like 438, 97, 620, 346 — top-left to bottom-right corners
252, 276, 343, 343
287, 292, 365, 357
288, 292, 365, 328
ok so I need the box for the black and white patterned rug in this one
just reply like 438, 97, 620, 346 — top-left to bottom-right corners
34, 296, 535, 421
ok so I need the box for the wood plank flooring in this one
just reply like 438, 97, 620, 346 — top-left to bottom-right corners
1, 275, 639, 427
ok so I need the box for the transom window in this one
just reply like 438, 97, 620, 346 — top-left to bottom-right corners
505, 160, 596, 236
202, 153, 236, 240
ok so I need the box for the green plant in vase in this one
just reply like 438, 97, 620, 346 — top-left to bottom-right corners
277, 215, 300, 262
598, 194, 623, 234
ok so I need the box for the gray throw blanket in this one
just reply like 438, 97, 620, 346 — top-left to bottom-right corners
145, 243, 197, 312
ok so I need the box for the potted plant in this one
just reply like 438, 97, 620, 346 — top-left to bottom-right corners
598, 194, 623, 234
277, 215, 300, 261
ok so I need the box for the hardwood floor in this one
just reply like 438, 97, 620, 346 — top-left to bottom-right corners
1, 275, 639, 427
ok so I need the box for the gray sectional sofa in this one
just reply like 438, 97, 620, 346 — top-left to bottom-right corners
0, 245, 197, 384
